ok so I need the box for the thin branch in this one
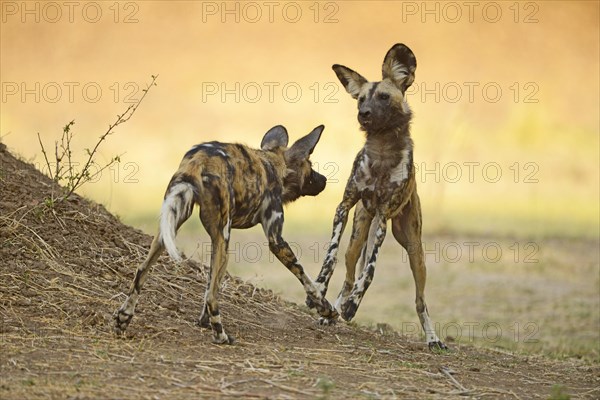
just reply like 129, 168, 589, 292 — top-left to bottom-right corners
64, 122, 75, 189
85, 153, 125, 184
37, 132, 54, 181
54, 140, 61, 181
65, 74, 158, 199
439, 367, 468, 393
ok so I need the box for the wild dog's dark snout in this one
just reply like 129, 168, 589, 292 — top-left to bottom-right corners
358, 107, 373, 127
302, 170, 327, 196
359, 109, 371, 119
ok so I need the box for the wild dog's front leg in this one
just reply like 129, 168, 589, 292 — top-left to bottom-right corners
261, 201, 337, 319
307, 192, 360, 309
307, 203, 350, 307
114, 237, 163, 334
391, 192, 447, 350
268, 236, 338, 319
340, 214, 387, 321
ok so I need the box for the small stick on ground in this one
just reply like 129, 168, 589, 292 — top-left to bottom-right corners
439, 366, 469, 393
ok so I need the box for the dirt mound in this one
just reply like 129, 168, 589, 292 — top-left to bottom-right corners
1, 143, 598, 399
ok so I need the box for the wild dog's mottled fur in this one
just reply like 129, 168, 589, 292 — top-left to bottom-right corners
114, 125, 338, 344
308, 44, 447, 350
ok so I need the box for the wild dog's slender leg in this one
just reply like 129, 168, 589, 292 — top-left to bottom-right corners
391, 192, 447, 350
197, 176, 234, 344
263, 203, 338, 319
270, 237, 339, 319
115, 177, 196, 334
334, 202, 372, 312
307, 189, 361, 309
203, 229, 233, 344
197, 228, 231, 330
340, 214, 387, 321
114, 237, 164, 334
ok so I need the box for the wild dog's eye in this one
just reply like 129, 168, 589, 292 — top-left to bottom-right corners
378, 93, 390, 101
358, 96, 366, 104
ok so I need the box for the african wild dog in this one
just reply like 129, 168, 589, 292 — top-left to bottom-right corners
114, 125, 338, 344
306, 44, 447, 350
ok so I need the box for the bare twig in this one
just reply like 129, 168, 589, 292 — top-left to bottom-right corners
66, 74, 158, 199
37, 132, 54, 181
439, 366, 468, 393
35, 75, 158, 206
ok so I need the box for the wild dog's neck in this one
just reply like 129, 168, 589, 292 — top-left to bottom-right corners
364, 126, 413, 168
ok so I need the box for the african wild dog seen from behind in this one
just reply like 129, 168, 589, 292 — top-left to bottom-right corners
307, 44, 447, 350
114, 125, 338, 344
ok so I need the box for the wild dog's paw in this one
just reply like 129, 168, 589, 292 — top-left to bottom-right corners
340, 299, 358, 321
307, 294, 338, 321
428, 341, 448, 352
318, 316, 338, 326
113, 309, 133, 335
212, 333, 235, 345
305, 286, 327, 310
321, 303, 339, 320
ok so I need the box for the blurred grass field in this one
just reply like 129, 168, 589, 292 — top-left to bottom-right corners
1, 1, 598, 361
127, 216, 599, 363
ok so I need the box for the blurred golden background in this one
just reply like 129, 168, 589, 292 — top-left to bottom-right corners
1, 1, 599, 359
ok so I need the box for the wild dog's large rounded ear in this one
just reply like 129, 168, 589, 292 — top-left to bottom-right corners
332, 64, 368, 99
261, 125, 289, 151
382, 43, 417, 93
288, 125, 324, 158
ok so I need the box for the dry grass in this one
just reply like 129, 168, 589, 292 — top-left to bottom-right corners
1, 144, 599, 399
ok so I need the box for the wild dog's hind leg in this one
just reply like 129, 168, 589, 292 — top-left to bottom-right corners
197, 239, 230, 330
203, 230, 233, 344
115, 178, 196, 334
199, 180, 234, 344
334, 202, 372, 313
391, 191, 447, 350
114, 237, 164, 334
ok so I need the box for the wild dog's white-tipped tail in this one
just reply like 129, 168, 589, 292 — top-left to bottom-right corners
159, 182, 195, 262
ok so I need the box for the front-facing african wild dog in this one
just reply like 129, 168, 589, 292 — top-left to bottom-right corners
307, 44, 447, 350
114, 125, 338, 344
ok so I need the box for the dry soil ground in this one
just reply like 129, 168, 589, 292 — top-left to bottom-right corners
1, 143, 598, 399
